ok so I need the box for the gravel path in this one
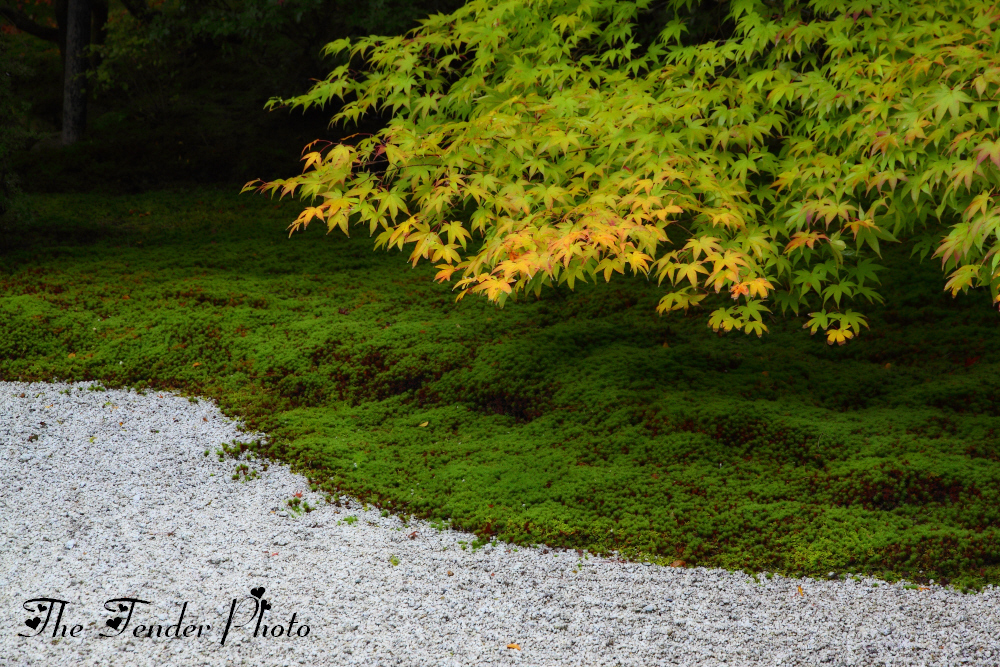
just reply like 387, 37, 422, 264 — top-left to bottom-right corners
2, 381, 999, 666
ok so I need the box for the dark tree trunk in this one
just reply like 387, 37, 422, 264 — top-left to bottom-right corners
62, 0, 91, 145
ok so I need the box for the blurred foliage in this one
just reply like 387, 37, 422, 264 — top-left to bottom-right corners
7, 0, 463, 193
87, 9, 178, 121
88, 0, 463, 117
0, 33, 37, 224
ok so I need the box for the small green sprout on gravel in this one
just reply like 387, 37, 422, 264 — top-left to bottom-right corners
470, 537, 492, 552
232, 463, 259, 483
344, 516, 358, 525
389, 555, 400, 567
430, 518, 451, 533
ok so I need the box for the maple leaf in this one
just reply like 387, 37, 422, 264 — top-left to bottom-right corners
785, 231, 828, 254
684, 236, 722, 261
974, 141, 1000, 170
674, 262, 710, 288
925, 85, 974, 123
730, 282, 750, 299
803, 311, 830, 335
826, 326, 854, 345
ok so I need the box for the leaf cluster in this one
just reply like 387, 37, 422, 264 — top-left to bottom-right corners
251, 0, 1000, 342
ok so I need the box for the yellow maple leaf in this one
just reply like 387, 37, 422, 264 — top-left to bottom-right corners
826, 327, 854, 345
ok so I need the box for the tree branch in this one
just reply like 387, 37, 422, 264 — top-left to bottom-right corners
0, 4, 60, 42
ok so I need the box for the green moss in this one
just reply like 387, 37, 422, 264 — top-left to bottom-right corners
3, 188, 1000, 589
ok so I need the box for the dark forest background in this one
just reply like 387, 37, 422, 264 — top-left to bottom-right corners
0, 0, 464, 202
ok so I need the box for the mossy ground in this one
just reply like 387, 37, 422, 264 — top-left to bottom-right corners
3, 188, 1000, 591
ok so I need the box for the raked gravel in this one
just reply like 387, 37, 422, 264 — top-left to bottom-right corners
1, 381, 999, 667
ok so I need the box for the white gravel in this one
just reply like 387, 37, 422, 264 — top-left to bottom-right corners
2, 380, 999, 666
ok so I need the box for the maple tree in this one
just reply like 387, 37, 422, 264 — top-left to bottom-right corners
248, 0, 1000, 344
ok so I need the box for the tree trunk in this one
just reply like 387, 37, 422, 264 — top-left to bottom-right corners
62, 0, 92, 146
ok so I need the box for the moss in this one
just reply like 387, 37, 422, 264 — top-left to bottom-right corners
3, 188, 1000, 589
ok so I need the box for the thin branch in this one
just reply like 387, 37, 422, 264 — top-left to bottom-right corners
0, 4, 59, 43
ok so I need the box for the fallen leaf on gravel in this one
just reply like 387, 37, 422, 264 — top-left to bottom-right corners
797, 586, 804, 596
507, 644, 521, 650
447, 571, 454, 576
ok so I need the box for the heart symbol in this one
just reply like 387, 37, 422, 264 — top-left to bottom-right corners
118, 604, 128, 612
24, 617, 41, 630
250, 587, 265, 599
106, 617, 123, 630
36, 604, 47, 612
260, 600, 272, 613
